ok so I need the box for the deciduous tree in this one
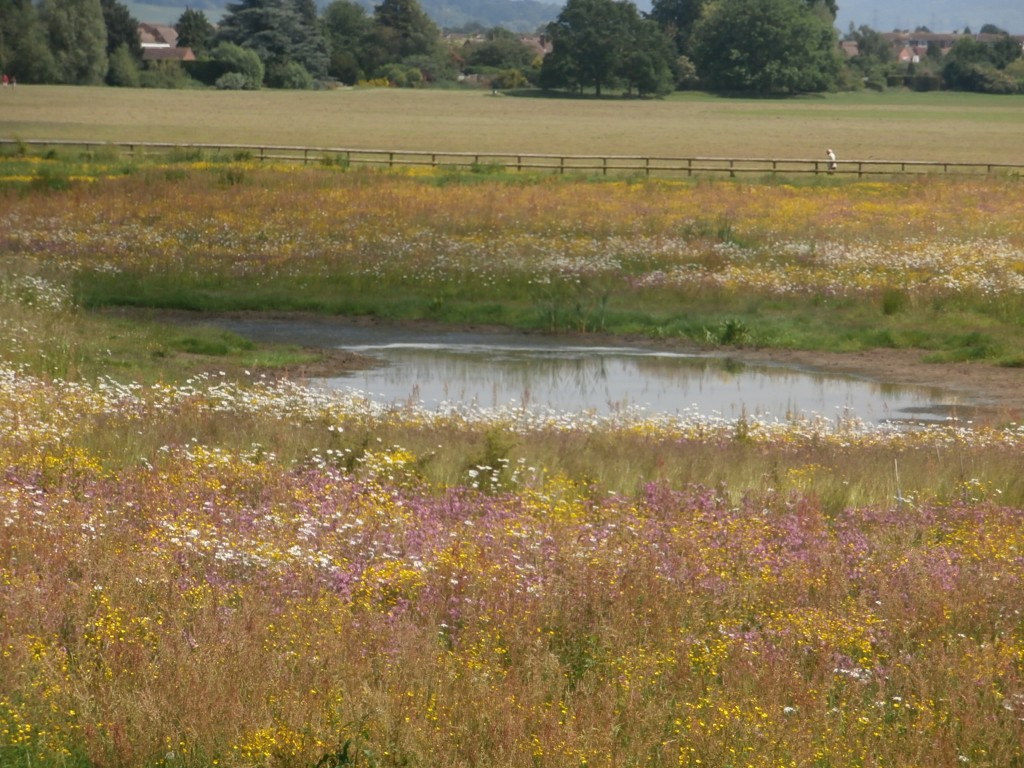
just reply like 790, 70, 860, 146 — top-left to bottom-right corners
0, 0, 59, 82
942, 35, 1022, 93
541, 0, 628, 94
322, 0, 373, 82
648, 0, 706, 56
691, 0, 840, 94
618, 16, 674, 95
100, 0, 141, 86
107, 42, 141, 86
844, 24, 892, 89
212, 40, 265, 88
541, 0, 669, 96
806, 0, 836, 20
40, 0, 108, 84
364, 0, 450, 82
369, 0, 442, 60
463, 28, 535, 70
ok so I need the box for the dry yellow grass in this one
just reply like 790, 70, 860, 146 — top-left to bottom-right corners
2, 84, 1024, 163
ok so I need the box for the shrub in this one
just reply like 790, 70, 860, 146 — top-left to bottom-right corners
490, 68, 529, 89
976, 67, 1020, 94
1006, 59, 1024, 89
106, 43, 141, 87
944, 59, 1020, 94
212, 42, 264, 89
267, 60, 314, 90
911, 74, 941, 91
140, 61, 193, 89
378, 63, 422, 87
674, 55, 701, 90
215, 71, 249, 90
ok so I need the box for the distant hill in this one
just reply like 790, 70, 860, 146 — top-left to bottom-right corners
127, 0, 560, 33
423, 0, 560, 32
128, 0, 1020, 40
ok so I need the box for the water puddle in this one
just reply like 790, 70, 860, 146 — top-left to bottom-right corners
209, 319, 973, 424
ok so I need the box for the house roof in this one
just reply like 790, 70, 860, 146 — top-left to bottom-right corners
142, 46, 196, 62
882, 31, 1024, 47
881, 31, 1024, 58
139, 23, 179, 48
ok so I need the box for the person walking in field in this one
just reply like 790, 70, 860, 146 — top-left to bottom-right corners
826, 148, 837, 174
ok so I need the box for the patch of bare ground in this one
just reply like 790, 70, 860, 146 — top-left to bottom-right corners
272, 346, 378, 379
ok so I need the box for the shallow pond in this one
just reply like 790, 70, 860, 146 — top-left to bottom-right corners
209, 318, 974, 425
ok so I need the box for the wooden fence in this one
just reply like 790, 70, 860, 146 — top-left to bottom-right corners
3, 138, 1023, 179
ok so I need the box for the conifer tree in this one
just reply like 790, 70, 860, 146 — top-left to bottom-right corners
217, 0, 329, 82
176, 7, 215, 57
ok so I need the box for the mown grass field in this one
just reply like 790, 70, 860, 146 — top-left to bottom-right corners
3, 85, 1024, 162
2, 90, 1024, 768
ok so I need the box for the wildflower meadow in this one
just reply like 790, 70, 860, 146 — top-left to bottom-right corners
2, 154, 1024, 768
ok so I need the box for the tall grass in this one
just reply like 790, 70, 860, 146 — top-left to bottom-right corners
3, 160, 1023, 364
2, 339, 1024, 767
2, 162, 1024, 768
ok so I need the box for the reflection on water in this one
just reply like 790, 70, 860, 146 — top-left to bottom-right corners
329, 342, 956, 423
208, 319, 969, 423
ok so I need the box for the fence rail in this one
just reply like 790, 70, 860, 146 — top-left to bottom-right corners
3, 139, 1023, 179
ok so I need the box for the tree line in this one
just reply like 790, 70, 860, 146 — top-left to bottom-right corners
0, 0, 1020, 95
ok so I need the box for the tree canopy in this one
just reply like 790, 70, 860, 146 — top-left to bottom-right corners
942, 34, 1022, 93
462, 28, 536, 71
100, 0, 141, 58
2, 0, 1017, 96
217, 0, 329, 83
363, 0, 453, 82
844, 23, 892, 89
212, 40, 265, 88
370, 0, 444, 61
39, 0, 108, 85
175, 7, 216, 57
647, 0, 707, 56
0, 0, 59, 82
322, 0, 373, 82
540, 0, 672, 96
691, 0, 840, 94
